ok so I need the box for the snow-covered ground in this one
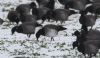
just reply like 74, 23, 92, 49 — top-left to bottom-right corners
0, 0, 100, 58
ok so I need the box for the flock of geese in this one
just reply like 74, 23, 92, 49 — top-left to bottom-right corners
0, 0, 100, 58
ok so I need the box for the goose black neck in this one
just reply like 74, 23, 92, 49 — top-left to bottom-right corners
32, 8, 38, 16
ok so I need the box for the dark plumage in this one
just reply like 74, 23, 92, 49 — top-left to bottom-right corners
85, 3, 100, 14
85, 29, 100, 40
72, 41, 78, 49
72, 30, 80, 37
58, 0, 71, 5
16, 2, 36, 15
36, 0, 55, 9
46, 9, 76, 24
73, 30, 100, 44
36, 0, 50, 7
11, 22, 42, 37
72, 30, 87, 49
79, 11, 97, 31
73, 29, 100, 58
0, 18, 4, 25
72, 30, 81, 49
14, 57, 29, 58
7, 11, 20, 24
20, 14, 37, 23
45, 0, 55, 9
65, 0, 90, 11
72, 30, 85, 55
84, 40, 100, 58
32, 7, 50, 22
36, 24, 66, 41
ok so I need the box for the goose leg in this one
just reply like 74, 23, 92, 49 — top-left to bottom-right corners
90, 26, 93, 29
28, 34, 31, 38
42, 16, 46, 23
43, 37, 46, 41
84, 55, 87, 58
27, 34, 29, 37
37, 38, 39, 41
27, 34, 31, 38
51, 37, 54, 41
60, 21, 63, 25
89, 54, 92, 58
